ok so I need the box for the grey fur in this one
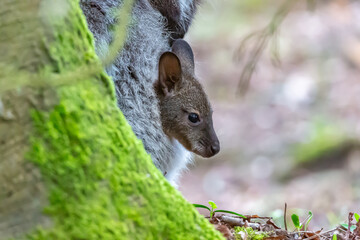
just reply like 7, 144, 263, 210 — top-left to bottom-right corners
80, 0, 198, 184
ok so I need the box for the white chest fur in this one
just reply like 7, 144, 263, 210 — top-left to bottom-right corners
166, 139, 193, 187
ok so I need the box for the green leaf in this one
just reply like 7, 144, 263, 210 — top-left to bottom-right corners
341, 224, 356, 232
354, 213, 360, 222
193, 204, 211, 212
304, 211, 313, 231
291, 214, 301, 229
214, 209, 246, 218
208, 200, 217, 210
332, 234, 337, 240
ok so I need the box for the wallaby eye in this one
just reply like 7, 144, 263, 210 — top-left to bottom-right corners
188, 113, 200, 123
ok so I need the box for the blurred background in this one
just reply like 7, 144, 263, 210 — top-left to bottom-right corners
179, 0, 360, 229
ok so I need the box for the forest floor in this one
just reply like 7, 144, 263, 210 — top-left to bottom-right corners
206, 210, 360, 240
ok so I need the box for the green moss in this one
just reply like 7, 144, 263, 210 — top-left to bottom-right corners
22, 0, 224, 239
234, 227, 269, 240
27, 75, 224, 240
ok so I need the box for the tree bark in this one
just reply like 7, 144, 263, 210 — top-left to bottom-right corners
0, 0, 223, 239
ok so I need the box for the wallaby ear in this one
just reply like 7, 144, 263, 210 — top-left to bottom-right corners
149, 0, 199, 39
171, 39, 195, 75
158, 52, 182, 97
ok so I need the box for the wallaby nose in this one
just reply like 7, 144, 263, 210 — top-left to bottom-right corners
210, 141, 220, 155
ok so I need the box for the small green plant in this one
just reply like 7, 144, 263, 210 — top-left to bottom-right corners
208, 200, 217, 218
354, 213, 359, 222
193, 200, 246, 219
291, 214, 302, 231
234, 226, 269, 240
341, 212, 359, 232
291, 211, 313, 231
341, 224, 357, 232
304, 211, 313, 231
332, 234, 337, 240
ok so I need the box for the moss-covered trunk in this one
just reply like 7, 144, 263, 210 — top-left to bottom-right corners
0, 0, 223, 239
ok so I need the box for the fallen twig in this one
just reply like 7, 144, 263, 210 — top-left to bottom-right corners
347, 212, 354, 240
219, 215, 260, 229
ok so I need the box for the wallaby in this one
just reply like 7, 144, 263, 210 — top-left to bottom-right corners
80, 0, 219, 185
156, 39, 220, 159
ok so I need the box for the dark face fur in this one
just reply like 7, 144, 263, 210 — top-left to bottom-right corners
155, 40, 220, 158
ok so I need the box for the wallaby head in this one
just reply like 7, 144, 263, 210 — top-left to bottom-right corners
155, 39, 220, 158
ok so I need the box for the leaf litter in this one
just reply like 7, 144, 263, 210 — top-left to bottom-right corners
195, 203, 360, 240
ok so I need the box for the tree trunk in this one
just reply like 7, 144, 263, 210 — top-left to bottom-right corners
0, 0, 223, 239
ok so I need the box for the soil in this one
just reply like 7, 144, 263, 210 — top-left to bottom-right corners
204, 211, 360, 240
